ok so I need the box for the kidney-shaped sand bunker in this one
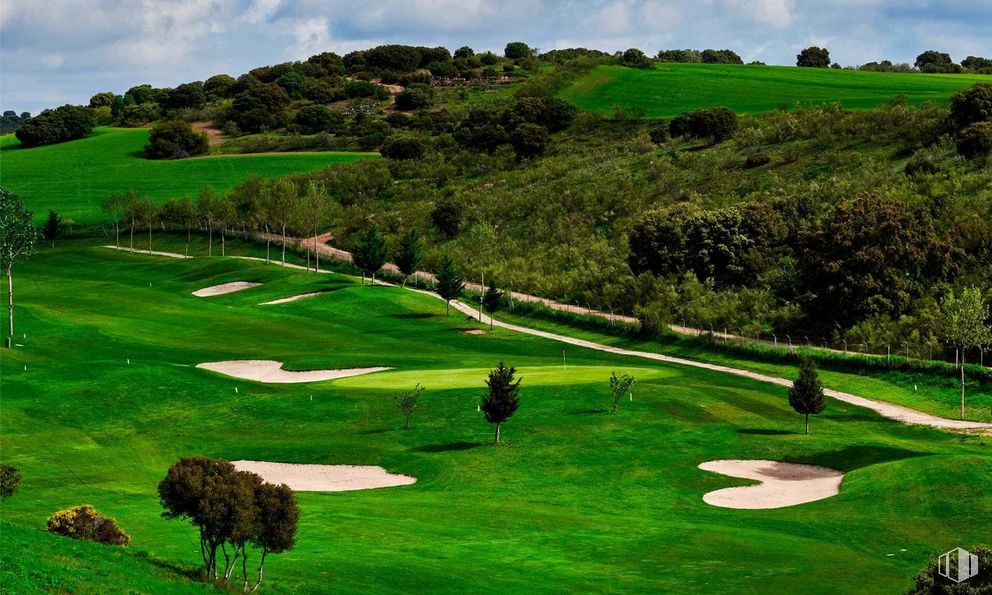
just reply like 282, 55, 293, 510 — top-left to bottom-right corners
232, 460, 416, 492
698, 459, 844, 509
197, 360, 392, 383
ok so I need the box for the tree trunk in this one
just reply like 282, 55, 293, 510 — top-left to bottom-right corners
961, 354, 966, 420
241, 546, 249, 591
7, 269, 13, 338
208, 223, 213, 256
445, 299, 450, 315
805, 414, 809, 435
314, 226, 320, 272
281, 225, 287, 266
186, 225, 191, 257
115, 222, 120, 248
221, 228, 226, 257
479, 272, 484, 322
252, 550, 267, 592
404, 414, 410, 430
494, 422, 501, 445
129, 220, 134, 252
148, 226, 152, 254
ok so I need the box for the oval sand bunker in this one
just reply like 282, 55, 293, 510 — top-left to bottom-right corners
232, 460, 415, 492
193, 281, 262, 297
197, 360, 392, 383
260, 291, 327, 305
698, 460, 844, 509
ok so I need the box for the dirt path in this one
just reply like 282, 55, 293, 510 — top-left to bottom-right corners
192, 121, 225, 146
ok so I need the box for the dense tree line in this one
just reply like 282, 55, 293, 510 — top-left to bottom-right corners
14, 105, 94, 146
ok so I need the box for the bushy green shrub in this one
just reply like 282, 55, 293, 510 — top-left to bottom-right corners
0, 464, 21, 500
395, 84, 434, 111
949, 83, 992, 129
669, 107, 738, 142
47, 505, 131, 546
956, 122, 992, 160
381, 134, 428, 160
15, 105, 94, 146
144, 121, 209, 159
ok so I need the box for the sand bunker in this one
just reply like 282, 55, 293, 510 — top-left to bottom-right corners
464, 329, 486, 335
105, 246, 189, 259
260, 291, 327, 305
698, 460, 844, 509
232, 460, 416, 492
196, 360, 391, 383
192, 281, 262, 297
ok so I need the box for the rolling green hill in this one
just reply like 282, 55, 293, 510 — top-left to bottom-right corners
559, 63, 992, 117
0, 240, 989, 593
0, 128, 378, 223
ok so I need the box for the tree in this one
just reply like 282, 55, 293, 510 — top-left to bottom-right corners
797, 46, 830, 68
162, 195, 197, 256
0, 464, 21, 500
249, 482, 298, 591
621, 48, 653, 68
430, 199, 463, 238
15, 105, 94, 146
394, 229, 422, 286
915, 50, 953, 70
481, 362, 521, 445
297, 181, 332, 272
43, 210, 62, 244
941, 287, 992, 420
454, 46, 474, 59
608, 372, 636, 414
949, 83, 992, 130
380, 134, 429, 159
136, 198, 158, 253
482, 281, 501, 330
101, 192, 132, 248
504, 42, 533, 60
510, 122, 549, 159
395, 85, 434, 111
957, 122, 992, 160
89, 92, 115, 107
264, 178, 298, 266
145, 121, 209, 159
197, 187, 221, 256
701, 49, 743, 64
293, 105, 340, 134
788, 357, 826, 434
394, 383, 425, 429
435, 255, 464, 315
352, 226, 388, 284
1, 189, 37, 341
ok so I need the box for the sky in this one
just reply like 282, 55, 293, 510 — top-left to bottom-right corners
2, 0, 990, 114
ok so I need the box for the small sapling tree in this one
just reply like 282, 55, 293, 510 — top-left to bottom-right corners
435, 255, 464, 315
481, 362, 521, 445
0, 464, 22, 500
789, 357, 826, 434
394, 229, 422, 287
0, 188, 37, 340
482, 280, 501, 329
608, 372, 636, 414
941, 287, 992, 419
352, 226, 388, 284
394, 383, 425, 429
43, 210, 62, 246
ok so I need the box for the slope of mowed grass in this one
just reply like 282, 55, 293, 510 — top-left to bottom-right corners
0, 128, 378, 224
1, 241, 990, 593
560, 63, 992, 117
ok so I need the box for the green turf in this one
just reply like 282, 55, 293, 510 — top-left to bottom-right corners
0, 128, 378, 224
1, 240, 989, 593
559, 63, 992, 118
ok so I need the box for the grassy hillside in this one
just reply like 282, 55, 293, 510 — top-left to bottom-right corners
0, 128, 378, 223
1, 241, 989, 593
559, 63, 992, 117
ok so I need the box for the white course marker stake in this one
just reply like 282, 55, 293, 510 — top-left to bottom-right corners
310, 395, 313, 401
127, 358, 130, 365
235, 387, 239, 394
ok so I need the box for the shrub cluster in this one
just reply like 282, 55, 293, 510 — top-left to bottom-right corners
144, 121, 209, 159
46, 505, 131, 546
14, 105, 94, 147
670, 107, 738, 142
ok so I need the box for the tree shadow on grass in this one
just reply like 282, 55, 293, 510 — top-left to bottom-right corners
737, 428, 794, 436
795, 445, 927, 472
571, 408, 610, 415
410, 441, 483, 453
390, 312, 436, 320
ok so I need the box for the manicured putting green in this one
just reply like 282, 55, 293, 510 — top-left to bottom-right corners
560, 63, 992, 118
0, 127, 378, 223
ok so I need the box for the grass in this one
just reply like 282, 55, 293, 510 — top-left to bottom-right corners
559, 63, 992, 118
0, 127, 378, 224
1, 238, 989, 593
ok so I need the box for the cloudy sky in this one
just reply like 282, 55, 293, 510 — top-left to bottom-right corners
2, 0, 990, 114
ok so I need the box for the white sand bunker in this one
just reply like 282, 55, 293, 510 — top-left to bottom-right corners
193, 281, 262, 297
232, 460, 416, 492
260, 291, 327, 305
196, 360, 391, 383
698, 460, 844, 509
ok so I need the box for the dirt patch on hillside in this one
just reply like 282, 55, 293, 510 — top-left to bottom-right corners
192, 121, 225, 146
232, 460, 416, 492
698, 460, 844, 509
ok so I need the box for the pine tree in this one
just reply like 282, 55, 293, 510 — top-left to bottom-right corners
435, 255, 464, 315
482, 280, 501, 329
394, 229, 422, 287
481, 362, 521, 445
352, 226, 388, 284
43, 210, 62, 244
789, 357, 826, 434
